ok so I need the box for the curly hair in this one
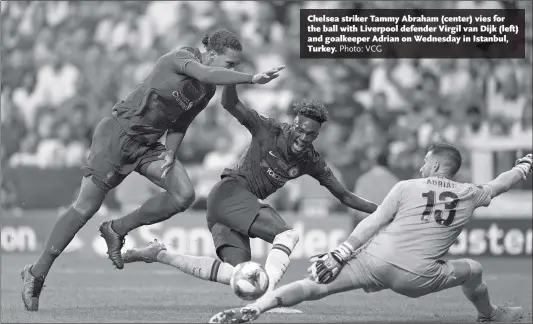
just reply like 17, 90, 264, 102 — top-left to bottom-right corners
202, 29, 242, 54
292, 99, 329, 124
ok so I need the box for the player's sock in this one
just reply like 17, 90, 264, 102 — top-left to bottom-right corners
462, 280, 496, 318
31, 207, 89, 278
111, 192, 184, 237
157, 250, 234, 285
263, 229, 299, 291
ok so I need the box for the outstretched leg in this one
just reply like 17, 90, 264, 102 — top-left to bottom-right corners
123, 240, 234, 285
247, 208, 301, 313
22, 176, 107, 311
448, 259, 523, 322
208, 263, 361, 323
103, 157, 195, 269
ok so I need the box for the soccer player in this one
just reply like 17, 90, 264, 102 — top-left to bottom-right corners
122, 85, 379, 307
21, 29, 285, 312
208, 147, 531, 323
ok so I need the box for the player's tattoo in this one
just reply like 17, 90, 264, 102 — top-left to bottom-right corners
421, 190, 460, 226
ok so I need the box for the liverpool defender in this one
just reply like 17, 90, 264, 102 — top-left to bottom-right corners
209, 146, 530, 323
21, 30, 284, 312
122, 85, 378, 307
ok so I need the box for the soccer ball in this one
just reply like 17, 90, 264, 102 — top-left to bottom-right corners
230, 261, 270, 301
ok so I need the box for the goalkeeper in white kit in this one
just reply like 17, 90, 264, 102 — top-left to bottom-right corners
209, 145, 531, 323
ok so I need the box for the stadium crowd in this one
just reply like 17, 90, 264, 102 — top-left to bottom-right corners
2, 1, 532, 211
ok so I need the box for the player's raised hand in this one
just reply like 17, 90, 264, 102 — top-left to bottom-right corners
252, 65, 285, 84
158, 150, 175, 179
515, 153, 532, 179
308, 243, 353, 284
515, 154, 532, 170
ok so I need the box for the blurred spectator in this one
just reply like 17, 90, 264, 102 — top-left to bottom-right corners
439, 59, 476, 112
369, 59, 411, 111
12, 70, 40, 128
1, 0, 531, 211
511, 98, 533, 139
9, 133, 40, 167
353, 148, 399, 223
1, 87, 27, 160
203, 135, 238, 173
463, 105, 491, 140
1, 178, 19, 211
368, 91, 398, 137
487, 61, 529, 123
33, 53, 80, 109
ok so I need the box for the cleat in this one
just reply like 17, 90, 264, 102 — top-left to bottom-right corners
123, 239, 167, 263
20, 265, 45, 311
477, 306, 524, 322
208, 306, 260, 323
99, 221, 125, 269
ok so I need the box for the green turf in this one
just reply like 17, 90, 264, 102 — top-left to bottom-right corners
1, 254, 531, 323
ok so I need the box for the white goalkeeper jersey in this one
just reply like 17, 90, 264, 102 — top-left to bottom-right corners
364, 176, 492, 276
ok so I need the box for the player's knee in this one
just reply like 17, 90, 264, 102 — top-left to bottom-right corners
72, 199, 102, 221
218, 246, 251, 267
71, 176, 108, 221
272, 228, 300, 255
465, 259, 483, 280
168, 187, 196, 212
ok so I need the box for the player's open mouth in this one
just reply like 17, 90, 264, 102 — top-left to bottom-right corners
292, 140, 305, 152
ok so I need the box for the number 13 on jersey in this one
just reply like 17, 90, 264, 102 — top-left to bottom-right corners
421, 190, 460, 226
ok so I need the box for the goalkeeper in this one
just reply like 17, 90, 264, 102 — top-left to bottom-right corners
209, 147, 531, 323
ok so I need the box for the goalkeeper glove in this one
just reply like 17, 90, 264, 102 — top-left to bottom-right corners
514, 153, 532, 179
308, 242, 354, 284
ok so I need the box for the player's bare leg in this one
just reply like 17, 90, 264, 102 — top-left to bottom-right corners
247, 209, 301, 314
448, 259, 524, 322
123, 240, 234, 284
102, 159, 195, 269
209, 266, 356, 323
22, 176, 106, 311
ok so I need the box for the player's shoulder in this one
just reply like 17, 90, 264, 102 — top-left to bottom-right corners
396, 178, 416, 188
391, 179, 425, 195
465, 182, 491, 194
167, 46, 202, 61
257, 112, 281, 131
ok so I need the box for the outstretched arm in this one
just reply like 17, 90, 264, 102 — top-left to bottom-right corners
323, 175, 378, 214
485, 153, 532, 199
221, 85, 276, 136
182, 60, 254, 85
308, 158, 378, 214
221, 85, 255, 126
309, 182, 403, 284
172, 48, 284, 85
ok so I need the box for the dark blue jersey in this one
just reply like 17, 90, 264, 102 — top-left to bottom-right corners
222, 110, 334, 200
113, 47, 216, 145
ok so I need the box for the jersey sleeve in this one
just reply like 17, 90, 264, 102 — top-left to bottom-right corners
171, 47, 200, 74
240, 109, 276, 135
307, 152, 335, 187
472, 184, 492, 208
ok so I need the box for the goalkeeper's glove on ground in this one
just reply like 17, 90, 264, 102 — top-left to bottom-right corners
514, 153, 532, 179
308, 242, 354, 284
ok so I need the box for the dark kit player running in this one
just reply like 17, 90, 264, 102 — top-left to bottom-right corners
21, 30, 284, 312
122, 85, 379, 306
